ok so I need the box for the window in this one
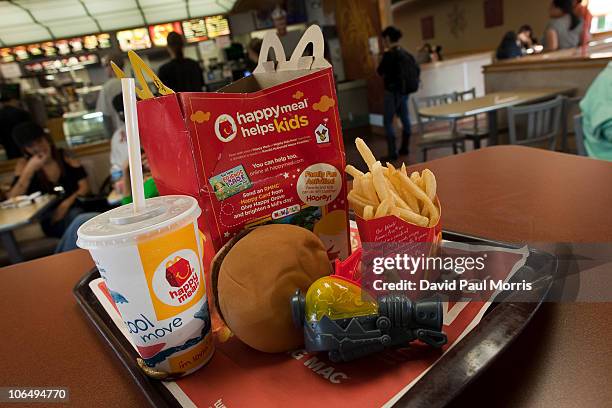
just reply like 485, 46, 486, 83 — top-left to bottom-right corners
588, 0, 612, 33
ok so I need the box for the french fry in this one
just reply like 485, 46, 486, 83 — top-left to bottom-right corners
371, 162, 390, 202
346, 138, 440, 229
389, 173, 419, 213
394, 172, 439, 227
361, 173, 380, 204
375, 197, 393, 218
363, 205, 374, 220
345, 165, 364, 179
396, 207, 429, 227
355, 137, 376, 170
352, 176, 363, 196
422, 169, 437, 201
347, 190, 377, 217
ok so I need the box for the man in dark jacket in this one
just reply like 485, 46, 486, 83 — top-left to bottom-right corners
377, 26, 420, 162
158, 32, 204, 92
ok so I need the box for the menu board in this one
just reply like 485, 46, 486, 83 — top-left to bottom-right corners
27, 44, 43, 57
182, 18, 208, 43
56, 40, 71, 55
149, 21, 183, 46
97, 33, 111, 49
42, 42, 57, 57
0, 48, 15, 63
83, 35, 99, 50
13, 46, 29, 61
69, 37, 84, 52
205, 15, 230, 38
117, 28, 152, 51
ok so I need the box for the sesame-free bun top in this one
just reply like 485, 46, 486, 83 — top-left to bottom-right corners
216, 224, 331, 353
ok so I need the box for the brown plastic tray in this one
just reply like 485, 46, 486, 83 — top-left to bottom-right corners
73, 231, 556, 408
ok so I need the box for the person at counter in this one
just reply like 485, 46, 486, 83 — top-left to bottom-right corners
8, 122, 89, 238
0, 84, 31, 160
158, 32, 204, 92
377, 26, 420, 161
517, 25, 538, 50
543, 0, 583, 51
246, 38, 263, 74
416, 43, 433, 64
96, 52, 124, 137
573, 0, 592, 45
496, 32, 523, 60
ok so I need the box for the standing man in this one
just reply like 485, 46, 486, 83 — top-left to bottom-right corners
0, 84, 30, 159
96, 51, 124, 137
377, 26, 420, 162
158, 32, 204, 92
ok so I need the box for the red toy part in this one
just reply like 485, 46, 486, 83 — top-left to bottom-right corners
165, 257, 193, 287
333, 247, 362, 285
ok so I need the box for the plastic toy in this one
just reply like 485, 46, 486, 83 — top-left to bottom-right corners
291, 249, 448, 362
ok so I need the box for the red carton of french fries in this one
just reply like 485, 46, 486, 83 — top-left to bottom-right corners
346, 138, 442, 245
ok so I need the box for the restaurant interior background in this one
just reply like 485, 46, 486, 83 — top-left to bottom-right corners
0, 0, 610, 261
0, 1, 611, 407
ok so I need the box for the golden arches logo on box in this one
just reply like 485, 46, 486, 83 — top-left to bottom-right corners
138, 224, 205, 321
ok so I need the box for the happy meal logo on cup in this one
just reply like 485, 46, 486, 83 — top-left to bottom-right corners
152, 250, 201, 307
214, 114, 238, 143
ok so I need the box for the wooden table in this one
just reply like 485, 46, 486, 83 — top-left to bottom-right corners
419, 88, 575, 148
1, 146, 611, 407
0, 195, 56, 263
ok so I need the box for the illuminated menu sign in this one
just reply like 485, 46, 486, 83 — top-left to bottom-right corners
13, 46, 29, 61
97, 33, 111, 49
69, 38, 83, 52
117, 28, 152, 51
149, 22, 183, 46
56, 40, 71, 55
42, 42, 57, 57
83, 35, 98, 50
182, 18, 208, 43
1, 48, 15, 63
27, 44, 43, 56
205, 15, 230, 38
0, 32, 110, 65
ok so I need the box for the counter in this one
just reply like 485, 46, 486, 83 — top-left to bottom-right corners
483, 38, 612, 97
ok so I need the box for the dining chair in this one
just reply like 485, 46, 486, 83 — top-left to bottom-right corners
507, 96, 564, 150
454, 87, 488, 149
573, 114, 587, 157
412, 93, 466, 162
561, 96, 582, 152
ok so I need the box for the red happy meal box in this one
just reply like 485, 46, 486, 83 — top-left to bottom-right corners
165, 257, 193, 288
131, 25, 350, 263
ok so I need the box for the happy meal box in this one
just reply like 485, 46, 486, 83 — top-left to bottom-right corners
112, 25, 350, 262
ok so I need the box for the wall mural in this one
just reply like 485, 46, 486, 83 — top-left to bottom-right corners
335, 0, 377, 79
447, 3, 467, 38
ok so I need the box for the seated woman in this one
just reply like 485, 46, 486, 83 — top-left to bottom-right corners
543, 0, 582, 52
8, 121, 89, 238
496, 31, 523, 60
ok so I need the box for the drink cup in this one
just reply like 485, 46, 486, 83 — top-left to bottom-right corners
77, 195, 214, 377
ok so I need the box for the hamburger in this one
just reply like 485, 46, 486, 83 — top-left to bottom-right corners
211, 224, 332, 353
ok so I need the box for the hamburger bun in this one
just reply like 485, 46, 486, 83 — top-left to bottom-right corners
213, 224, 331, 352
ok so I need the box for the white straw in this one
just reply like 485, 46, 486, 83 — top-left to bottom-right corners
121, 78, 146, 214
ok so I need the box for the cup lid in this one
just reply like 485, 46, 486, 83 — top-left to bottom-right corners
77, 195, 201, 249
